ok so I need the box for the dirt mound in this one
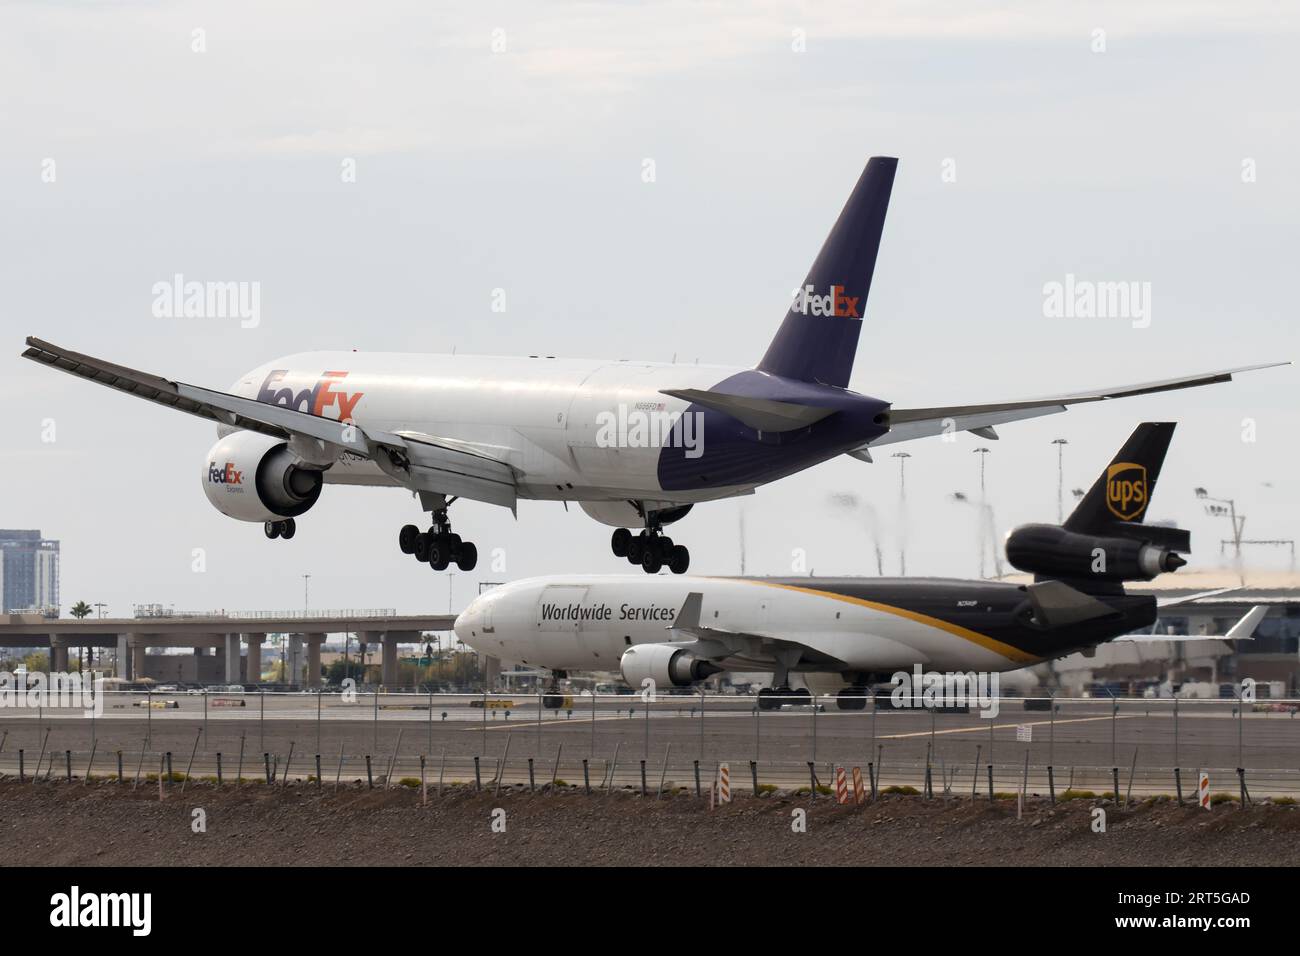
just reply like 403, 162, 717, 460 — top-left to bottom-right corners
1, 780, 1296, 866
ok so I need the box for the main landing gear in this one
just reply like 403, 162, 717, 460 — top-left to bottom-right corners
757, 686, 811, 711
264, 518, 296, 539
542, 670, 568, 710
398, 507, 477, 571
610, 527, 690, 575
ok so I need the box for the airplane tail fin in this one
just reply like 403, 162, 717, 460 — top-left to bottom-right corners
757, 156, 897, 388
1064, 422, 1176, 534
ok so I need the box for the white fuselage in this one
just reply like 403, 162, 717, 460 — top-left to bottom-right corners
228, 352, 751, 504
454, 575, 1039, 680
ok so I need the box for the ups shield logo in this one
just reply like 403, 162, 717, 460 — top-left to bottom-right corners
1106, 462, 1148, 521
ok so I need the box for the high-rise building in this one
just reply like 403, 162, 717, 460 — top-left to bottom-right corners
0, 530, 60, 615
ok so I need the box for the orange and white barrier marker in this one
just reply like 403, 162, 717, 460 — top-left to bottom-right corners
1199, 771, 1211, 811
851, 767, 866, 805
835, 766, 850, 804
717, 762, 731, 804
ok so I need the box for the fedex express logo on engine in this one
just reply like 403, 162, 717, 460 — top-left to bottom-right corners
1106, 462, 1147, 521
789, 284, 860, 319
208, 462, 243, 486
256, 370, 364, 422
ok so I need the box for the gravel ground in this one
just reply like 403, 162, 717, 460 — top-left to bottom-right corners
1, 779, 1297, 867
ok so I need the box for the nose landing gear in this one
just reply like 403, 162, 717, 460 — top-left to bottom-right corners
398, 504, 477, 571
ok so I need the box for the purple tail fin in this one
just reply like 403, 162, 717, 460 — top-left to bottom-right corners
757, 157, 897, 388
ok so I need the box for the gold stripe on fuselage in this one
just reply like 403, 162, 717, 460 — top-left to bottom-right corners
735, 579, 1040, 666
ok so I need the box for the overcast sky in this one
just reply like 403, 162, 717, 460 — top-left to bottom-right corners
3, 1, 1296, 618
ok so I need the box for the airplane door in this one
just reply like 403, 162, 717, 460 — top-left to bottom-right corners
535, 585, 590, 666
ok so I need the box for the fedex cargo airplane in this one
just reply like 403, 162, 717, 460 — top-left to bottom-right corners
453, 423, 1266, 708
22, 158, 1281, 574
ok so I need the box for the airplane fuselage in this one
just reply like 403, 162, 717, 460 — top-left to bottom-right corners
228, 352, 890, 505
453, 574, 1157, 679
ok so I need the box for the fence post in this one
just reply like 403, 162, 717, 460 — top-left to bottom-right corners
117, 750, 124, 785
18, 749, 23, 783
365, 755, 373, 789
583, 758, 591, 795
528, 757, 536, 793
315, 754, 322, 789
237, 732, 246, 789
639, 759, 647, 797
65, 750, 72, 783
473, 755, 481, 791
807, 761, 817, 800
750, 760, 759, 798
216, 753, 223, 788
693, 759, 701, 798
1048, 765, 1056, 804
264, 753, 273, 785
1175, 766, 1183, 805
987, 764, 994, 801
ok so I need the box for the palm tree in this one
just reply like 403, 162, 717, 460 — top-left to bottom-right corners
70, 601, 92, 619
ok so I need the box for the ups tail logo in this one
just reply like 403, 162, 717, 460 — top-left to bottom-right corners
1106, 462, 1148, 520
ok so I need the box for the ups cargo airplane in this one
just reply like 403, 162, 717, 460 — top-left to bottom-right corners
22, 158, 1283, 574
454, 423, 1267, 708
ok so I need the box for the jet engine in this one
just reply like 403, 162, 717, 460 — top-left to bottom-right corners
201, 431, 325, 522
1004, 523, 1186, 582
619, 643, 722, 688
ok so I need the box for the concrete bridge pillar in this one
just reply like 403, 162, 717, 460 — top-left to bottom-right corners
287, 634, 304, 686
49, 635, 70, 673
224, 633, 241, 684
116, 635, 129, 679
131, 643, 146, 681
305, 633, 325, 687
243, 634, 264, 684
381, 632, 399, 687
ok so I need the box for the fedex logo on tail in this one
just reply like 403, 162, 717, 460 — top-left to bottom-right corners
256, 370, 364, 422
208, 462, 243, 485
789, 284, 860, 319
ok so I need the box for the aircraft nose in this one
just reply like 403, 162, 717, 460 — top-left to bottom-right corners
453, 601, 479, 643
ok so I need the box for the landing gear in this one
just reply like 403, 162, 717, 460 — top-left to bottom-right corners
398, 506, 477, 572
611, 526, 690, 575
264, 518, 296, 540
542, 670, 568, 710
836, 685, 869, 711
757, 685, 810, 710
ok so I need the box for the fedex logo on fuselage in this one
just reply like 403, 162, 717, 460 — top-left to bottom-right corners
208, 462, 243, 485
256, 370, 364, 422
789, 284, 860, 319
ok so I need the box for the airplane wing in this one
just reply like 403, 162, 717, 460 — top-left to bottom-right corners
21, 336, 519, 511
1118, 605, 1266, 643
664, 592, 846, 669
860, 363, 1288, 450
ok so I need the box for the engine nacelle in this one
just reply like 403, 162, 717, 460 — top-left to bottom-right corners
1005, 523, 1185, 582
580, 500, 693, 529
202, 431, 325, 523
619, 643, 722, 689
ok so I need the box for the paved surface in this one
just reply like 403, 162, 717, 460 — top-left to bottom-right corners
3, 694, 1299, 796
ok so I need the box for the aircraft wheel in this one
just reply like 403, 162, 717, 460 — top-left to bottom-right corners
757, 689, 780, 711
398, 524, 420, 554
413, 533, 431, 562
456, 542, 478, 571
627, 536, 645, 565
668, 544, 690, 574
837, 687, 868, 711
264, 521, 280, 540
428, 536, 452, 571
542, 694, 563, 710
791, 687, 811, 706
280, 518, 296, 540
611, 528, 632, 558
641, 545, 663, 574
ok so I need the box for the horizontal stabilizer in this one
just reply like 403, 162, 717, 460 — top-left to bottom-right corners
1120, 605, 1265, 642
661, 388, 837, 432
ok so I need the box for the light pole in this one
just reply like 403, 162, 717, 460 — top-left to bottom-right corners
1051, 438, 1068, 523
302, 573, 311, 613
891, 451, 911, 575
974, 448, 992, 578
1195, 487, 1246, 585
